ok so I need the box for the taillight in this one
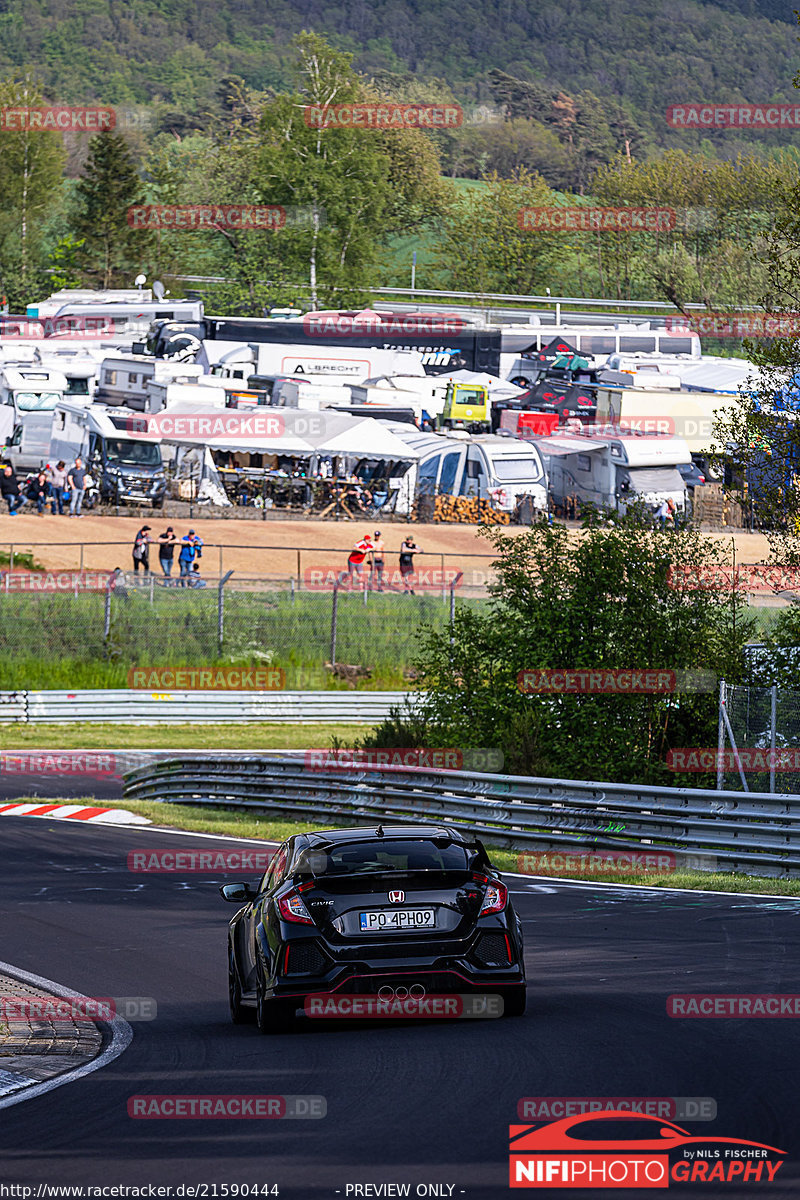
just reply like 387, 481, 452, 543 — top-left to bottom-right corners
277, 891, 314, 925
479, 881, 507, 916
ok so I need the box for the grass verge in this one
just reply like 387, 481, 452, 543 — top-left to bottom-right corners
0, 723, 375, 749
32, 797, 800, 896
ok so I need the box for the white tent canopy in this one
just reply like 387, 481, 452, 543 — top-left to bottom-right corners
443, 369, 527, 399
155, 407, 420, 461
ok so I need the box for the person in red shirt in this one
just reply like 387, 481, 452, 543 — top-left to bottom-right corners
338, 533, 373, 586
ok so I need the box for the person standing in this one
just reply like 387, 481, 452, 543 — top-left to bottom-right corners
68, 456, 87, 517
654, 498, 669, 530
132, 525, 152, 575
178, 529, 203, 587
0, 464, 25, 514
370, 530, 386, 592
338, 533, 372, 586
46, 461, 67, 515
399, 535, 420, 594
157, 526, 177, 579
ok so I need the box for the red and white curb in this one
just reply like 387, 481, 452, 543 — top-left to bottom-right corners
0, 802, 150, 825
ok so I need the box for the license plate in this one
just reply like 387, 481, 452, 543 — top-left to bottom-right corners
359, 908, 434, 931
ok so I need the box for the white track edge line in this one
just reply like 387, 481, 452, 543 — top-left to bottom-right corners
0, 959, 133, 1110
10, 808, 795, 902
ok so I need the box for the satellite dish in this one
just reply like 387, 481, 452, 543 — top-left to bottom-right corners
135, 274, 147, 287
153, 281, 166, 300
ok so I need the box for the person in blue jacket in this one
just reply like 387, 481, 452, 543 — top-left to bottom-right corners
178, 529, 203, 587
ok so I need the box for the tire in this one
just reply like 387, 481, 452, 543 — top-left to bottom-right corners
256, 960, 295, 1034
502, 985, 527, 1018
228, 947, 251, 1025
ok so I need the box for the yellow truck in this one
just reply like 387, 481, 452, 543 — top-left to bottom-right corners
436, 381, 490, 433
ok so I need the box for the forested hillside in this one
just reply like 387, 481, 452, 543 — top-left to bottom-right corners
0, 0, 798, 157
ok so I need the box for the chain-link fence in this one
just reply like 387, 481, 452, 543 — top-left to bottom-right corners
0, 578, 469, 692
721, 681, 800, 793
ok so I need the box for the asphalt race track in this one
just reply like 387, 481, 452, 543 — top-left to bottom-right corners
1, 817, 799, 1198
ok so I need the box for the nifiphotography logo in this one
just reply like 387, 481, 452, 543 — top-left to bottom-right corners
508, 1112, 785, 1188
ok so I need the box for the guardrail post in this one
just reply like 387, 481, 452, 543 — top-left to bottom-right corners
218, 569, 234, 652
331, 582, 339, 666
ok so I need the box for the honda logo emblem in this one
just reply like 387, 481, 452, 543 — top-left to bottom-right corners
389, 890, 405, 903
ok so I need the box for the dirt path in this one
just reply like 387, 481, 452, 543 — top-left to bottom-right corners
0, 511, 778, 583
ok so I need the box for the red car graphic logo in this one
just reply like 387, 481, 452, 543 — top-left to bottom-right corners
509, 1112, 785, 1189
388, 890, 404, 903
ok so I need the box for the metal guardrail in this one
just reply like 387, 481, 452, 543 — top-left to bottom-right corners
0, 691, 405, 724
0, 693, 27, 722
123, 755, 800, 879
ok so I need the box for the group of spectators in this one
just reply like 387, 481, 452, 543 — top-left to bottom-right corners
338, 531, 421, 594
0, 457, 90, 517
132, 526, 205, 587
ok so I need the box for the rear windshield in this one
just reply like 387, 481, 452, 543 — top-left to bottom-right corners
491, 455, 543, 483
298, 839, 471, 876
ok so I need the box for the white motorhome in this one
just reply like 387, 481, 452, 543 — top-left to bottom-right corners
538, 429, 690, 513
94, 355, 226, 412
26, 289, 204, 345
33, 347, 104, 398
384, 425, 547, 516
0, 365, 67, 445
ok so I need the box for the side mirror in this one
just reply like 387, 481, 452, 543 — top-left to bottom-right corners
219, 882, 256, 903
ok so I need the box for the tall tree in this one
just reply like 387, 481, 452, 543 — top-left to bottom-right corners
73, 132, 150, 287
432, 168, 561, 295
251, 32, 447, 308
0, 74, 65, 305
364, 519, 752, 783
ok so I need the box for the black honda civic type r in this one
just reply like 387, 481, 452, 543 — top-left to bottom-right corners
220, 823, 526, 1032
